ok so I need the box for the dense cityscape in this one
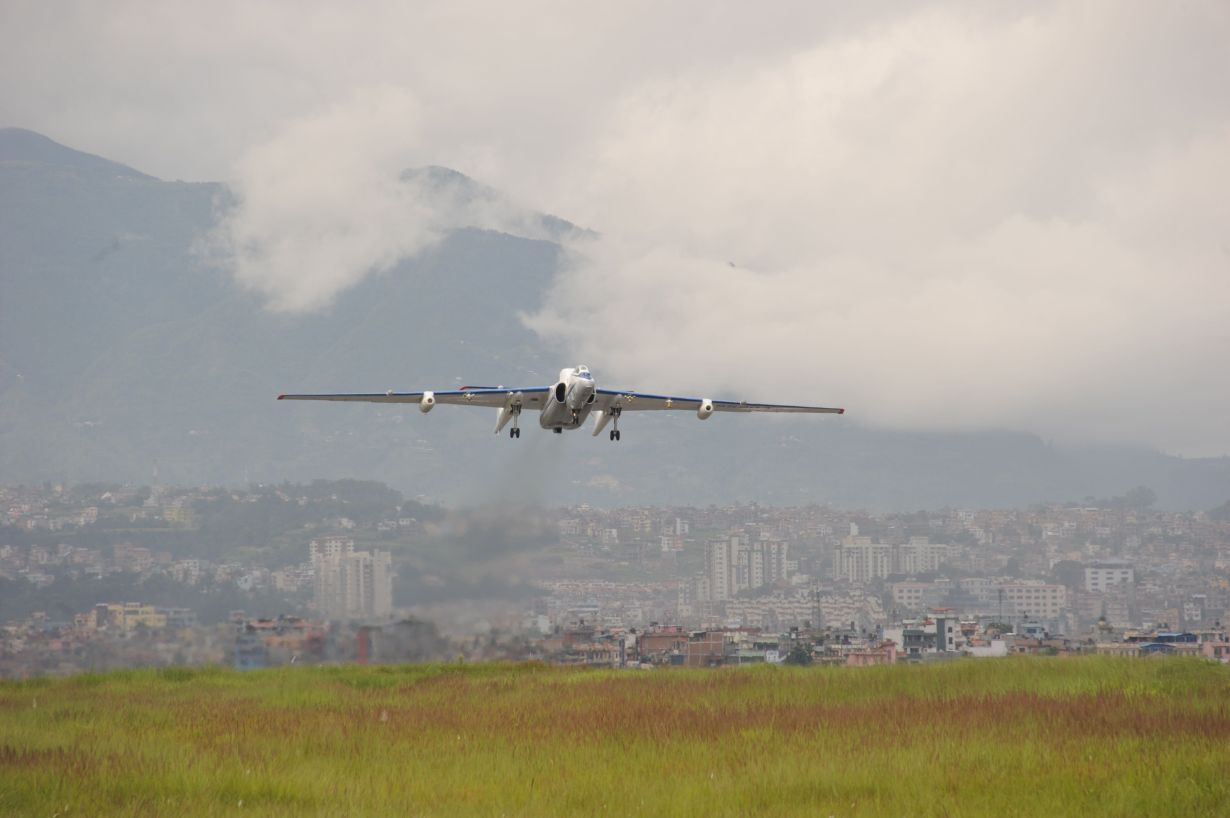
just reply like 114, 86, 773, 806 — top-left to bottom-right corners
4, 480, 1229, 677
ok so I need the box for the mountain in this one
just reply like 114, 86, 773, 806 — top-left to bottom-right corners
0, 127, 154, 180
3, 128, 1229, 510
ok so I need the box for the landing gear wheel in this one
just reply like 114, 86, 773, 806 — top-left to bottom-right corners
509, 427, 521, 439
609, 430, 616, 441
615, 430, 621, 441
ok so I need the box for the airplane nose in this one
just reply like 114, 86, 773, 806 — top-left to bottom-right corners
566, 381, 595, 410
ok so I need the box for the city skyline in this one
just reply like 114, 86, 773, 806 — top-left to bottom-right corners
4, 478, 1228, 677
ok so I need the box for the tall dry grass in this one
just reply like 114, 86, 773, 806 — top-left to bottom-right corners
1, 657, 1227, 816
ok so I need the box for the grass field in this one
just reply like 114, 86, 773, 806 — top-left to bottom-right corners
2, 657, 1228, 817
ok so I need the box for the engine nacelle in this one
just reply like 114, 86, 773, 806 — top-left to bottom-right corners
419, 391, 436, 413
697, 399, 715, 420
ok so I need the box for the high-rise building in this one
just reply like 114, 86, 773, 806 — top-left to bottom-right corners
706, 536, 742, 601
706, 535, 791, 600
310, 536, 354, 563
311, 539, 393, 620
835, 537, 893, 583
310, 538, 351, 617
343, 549, 393, 619
895, 536, 953, 575
750, 539, 789, 588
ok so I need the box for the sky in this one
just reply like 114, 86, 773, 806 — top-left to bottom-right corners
2, 1, 1228, 456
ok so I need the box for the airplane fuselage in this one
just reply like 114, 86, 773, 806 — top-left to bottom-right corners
538, 365, 598, 430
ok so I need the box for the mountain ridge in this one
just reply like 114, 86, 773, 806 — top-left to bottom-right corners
0, 127, 155, 180
2, 129, 1228, 511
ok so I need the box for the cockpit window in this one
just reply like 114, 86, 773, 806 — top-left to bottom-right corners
576, 365, 592, 379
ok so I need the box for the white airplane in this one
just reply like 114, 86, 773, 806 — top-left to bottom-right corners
278, 364, 844, 441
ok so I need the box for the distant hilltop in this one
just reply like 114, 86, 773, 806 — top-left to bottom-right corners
0, 127, 155, 180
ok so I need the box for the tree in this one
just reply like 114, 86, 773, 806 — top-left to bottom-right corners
1050, 560, 1085, 589
783, 644, 813, 666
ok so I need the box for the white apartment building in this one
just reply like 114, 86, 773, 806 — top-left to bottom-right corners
1084, 560, 1135, 593
344, 549, 393, 619
891, 580, 952, 611
996, 582, 1066, 620
310, 536, 355, 562
706, 535, 791, 600
706, 536, 739, 601
835, 537, 893, 584
749, 539, 789, 589
959, 577, 997, 603
895, 536, 954, 576
311, 539, 393, 620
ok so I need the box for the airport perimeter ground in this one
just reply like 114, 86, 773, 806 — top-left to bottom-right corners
2, 657, 1228, 817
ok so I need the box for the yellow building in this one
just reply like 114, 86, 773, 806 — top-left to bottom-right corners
88, 602, 168, 631
163, 506, 195, 525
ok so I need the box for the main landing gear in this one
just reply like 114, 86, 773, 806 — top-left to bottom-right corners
508, 407, 522, 438
608, 408, 622, 442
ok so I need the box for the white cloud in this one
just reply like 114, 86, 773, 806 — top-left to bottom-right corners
528, 5, 1230, 455
3, 1, 1228, 452
202, 86, 440, 312
203, 85, 565, 312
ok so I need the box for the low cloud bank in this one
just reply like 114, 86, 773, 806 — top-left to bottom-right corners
529, 7, 1230, 456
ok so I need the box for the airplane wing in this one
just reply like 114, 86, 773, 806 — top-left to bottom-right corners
278, 387, 550, 408
593, 389, 844, 414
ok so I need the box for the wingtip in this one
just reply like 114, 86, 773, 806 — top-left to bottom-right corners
277, 394, 286, 400
838, 408, 845, 414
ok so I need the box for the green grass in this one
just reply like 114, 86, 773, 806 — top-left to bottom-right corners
2, 657, 1228, 817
